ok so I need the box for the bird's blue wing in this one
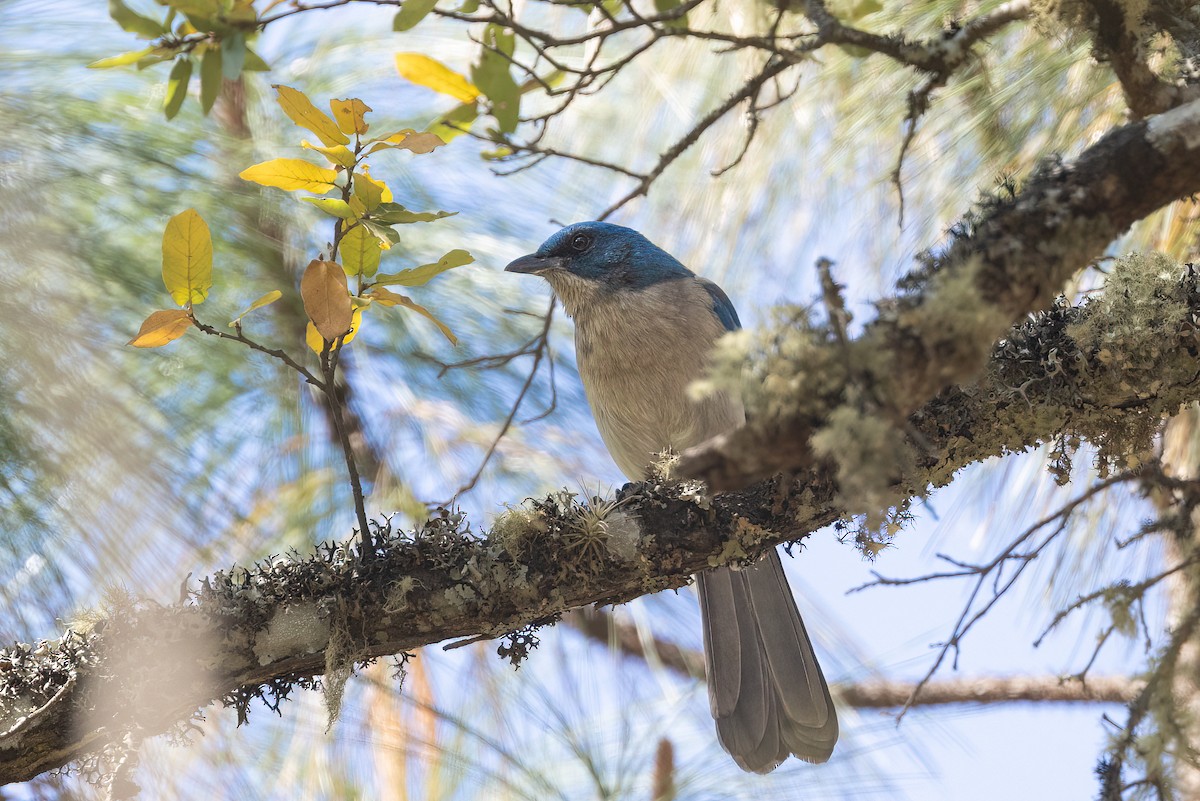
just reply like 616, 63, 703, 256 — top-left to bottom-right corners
700, 279, 741, 331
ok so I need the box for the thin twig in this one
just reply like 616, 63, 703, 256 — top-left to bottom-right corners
597, 57, 790, 219
323, 339, 375, 553
191, 317, 325, 390
854, 472, 1141, 719
437, 297, 556, 504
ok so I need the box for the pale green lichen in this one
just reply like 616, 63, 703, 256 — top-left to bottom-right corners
383, 576, 418, 614
1065, 252, 1192, 472
811, 405, 912, 530
700, 308, 850, 425
491, 505, 548, 560
895, 256, 1013, 389
322, 604, 357, 732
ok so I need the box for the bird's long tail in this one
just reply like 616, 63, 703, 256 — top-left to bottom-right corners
696, 549, 838, 772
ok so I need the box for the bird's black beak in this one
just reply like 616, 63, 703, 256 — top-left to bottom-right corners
504, 253, 564, 275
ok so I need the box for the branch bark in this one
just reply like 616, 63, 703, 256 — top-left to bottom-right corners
3, 255, 1200, 783
679, 98, 1200, 491
570, 608, 1141, 706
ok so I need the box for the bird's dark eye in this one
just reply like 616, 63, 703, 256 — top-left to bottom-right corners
570, 233, 593, 252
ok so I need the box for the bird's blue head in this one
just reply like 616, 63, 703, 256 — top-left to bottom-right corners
505, 222, 693, 292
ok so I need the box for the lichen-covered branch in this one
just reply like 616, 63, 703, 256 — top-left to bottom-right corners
1074, 0, 1200, 117
680, 98, 1200, 492
2, 259, 1200, 784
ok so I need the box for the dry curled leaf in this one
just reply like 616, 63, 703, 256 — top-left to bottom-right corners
301, 259, 353, 342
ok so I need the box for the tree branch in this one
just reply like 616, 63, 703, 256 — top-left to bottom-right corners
680, 98, 1200, 490
3, 260, 1200, 782
1085, 0, 1200, 118
569, 608, 1140, 707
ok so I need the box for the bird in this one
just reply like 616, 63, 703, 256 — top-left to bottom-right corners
504, 221, 838, 772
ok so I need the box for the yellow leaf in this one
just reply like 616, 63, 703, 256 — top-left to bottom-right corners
273, 84, 349, 147
301, 259, 353, 341
344, 307, 364, 344
229, 289, 283, 326
129, 309, 193, 347
306, 308, 363, 353
352, 167, 392, 212
347, 195, 368, 220
302, 140, 356, 168
161, 208, 213, 306
375, 249, 472, 286
368, 286, 457, 344
340, 224, 382, 278
330, 98, 372, 135
239, 158, 337, 193
88, 47, 155, 69
394, 53, 480, 104
302, 197, 356, 219
305, 320, 323, 354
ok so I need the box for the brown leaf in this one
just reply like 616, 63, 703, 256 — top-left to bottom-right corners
300, 259, 353, 342
129, 309, 192, 348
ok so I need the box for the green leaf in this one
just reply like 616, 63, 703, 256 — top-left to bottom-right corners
362, 220, 401, 247
428, 102, 479, 142
375, 249, 473, 287
243, 47, 270, 71
842, 0, 883, 21
164, 0, 222, 20
652, 0, 687, 27
221, 30, 246, 80
394, 0, 439, 31
372, 202, 456, 224
352, 169, 392, 212
340, 225, 382, 278
301, 197, 356, 219
199, 46, 223, 114
164, 57, 192, 120
88, 47, 156, 69
108, 0, 168, 38
471, 25, 520, 134
136, 46, 175, 69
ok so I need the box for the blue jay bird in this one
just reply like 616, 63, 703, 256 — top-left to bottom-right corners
505, 222, 838, 772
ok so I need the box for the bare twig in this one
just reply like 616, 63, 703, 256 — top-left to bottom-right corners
597, 57, 790, 219
853, 472, 1141, 719
191, 317, 325, 390
437, 297, 557, 504
570, 607, 1140, 705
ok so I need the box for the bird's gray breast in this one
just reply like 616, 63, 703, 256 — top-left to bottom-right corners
572, 278, 743, 480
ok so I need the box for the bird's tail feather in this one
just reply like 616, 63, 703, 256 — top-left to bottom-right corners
696, 550, 838, 772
